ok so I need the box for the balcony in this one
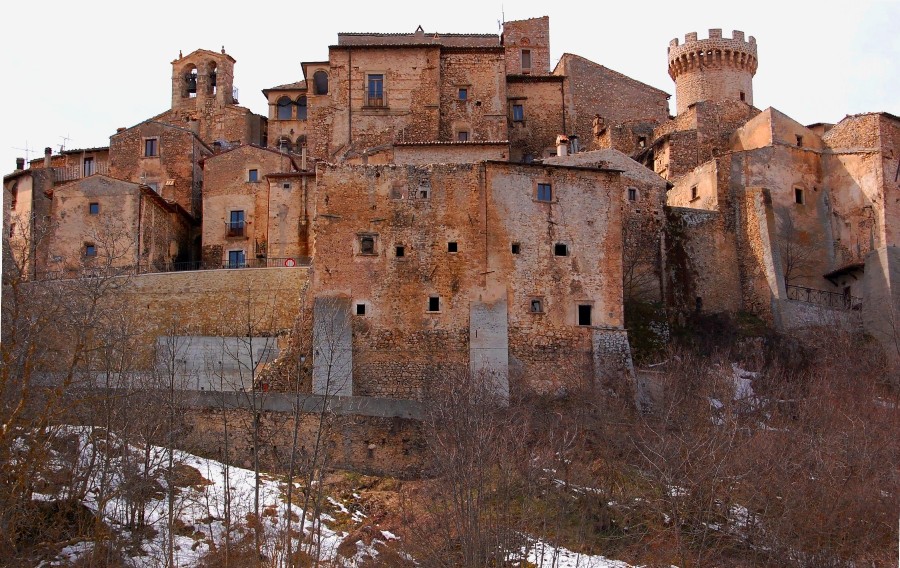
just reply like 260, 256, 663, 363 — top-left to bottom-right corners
226, 221, 245, 237
786, 284, 861, 311
52, 162, 109, 182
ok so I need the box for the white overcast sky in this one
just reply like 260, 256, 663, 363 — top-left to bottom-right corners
1, 0, 897, 173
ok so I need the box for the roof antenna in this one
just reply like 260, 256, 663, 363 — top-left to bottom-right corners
12, 141, 37, 162
501, 3, 505, 24
59, 133, 72, 153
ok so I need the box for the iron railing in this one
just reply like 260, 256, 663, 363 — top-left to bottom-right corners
52, 162, 109, 182
33, 257, 311, 281
786, 284, 861, 311
226, 221, 245, 237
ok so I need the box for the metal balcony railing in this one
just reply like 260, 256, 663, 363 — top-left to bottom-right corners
52, 162, 109, 182
226, 221, 245, 237
786, 284, 861, 311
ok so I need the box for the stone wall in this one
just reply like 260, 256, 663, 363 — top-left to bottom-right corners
439, 49, 508, 142
502, 17, 551, 76
507, 77, 565, 162
393, 143, 508, 165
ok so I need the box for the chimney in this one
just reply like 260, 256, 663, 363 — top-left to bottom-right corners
15, 157, 25, 170
44, 147, 52, 168
301, 146, 308, 171
555, 135, 569, 157
116, 127, 126, 133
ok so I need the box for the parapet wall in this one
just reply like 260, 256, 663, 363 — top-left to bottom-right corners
668, 29, 758, 115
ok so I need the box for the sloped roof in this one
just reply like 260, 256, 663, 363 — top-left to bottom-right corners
553, 53, 670, 98
543, 149, 670, 188
263, 80, 307, 96
338, 29, 499, 48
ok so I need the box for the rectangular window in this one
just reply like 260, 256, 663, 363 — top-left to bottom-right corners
9, 187, 17, 209
282, 182, 292, 190
83, 157, 95, 176
554, 243, 568, 256
739, 91, 746, 102
627, 188, 637, 202
228, 250, 245, 268
360, 235, 376, 255
512, 104, 524, 122
796, 135, 803, 147
458, 87, 468, 100
794, 187, 804, 204
428, 296, 440, 312
248, 169, 259, 182
367, 74, 385, 107
690, 186, 699, 200
228, 210, 245, 237
144, 138, 158, 157
395, 245, 405, 257
537, 182, 552, 202
511, 242, 521, 254
84, 244, 97, 257
529, 298, 544, 313
457, 131, 469, 142
447, 241, 458, 253
356, 303, 367, 316
638, 136, 647, 148
578, 304, 592, 326
9, 223, 15, 238
521, 49, 532, 71
89, 202, 99, 215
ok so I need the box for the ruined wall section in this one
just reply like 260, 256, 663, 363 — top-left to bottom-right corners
506, 77, 565, 161
439, 49, 508, 142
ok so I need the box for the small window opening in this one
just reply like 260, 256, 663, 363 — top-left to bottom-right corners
89, 202, 99, 215
447, 241, 458, 253
9, 185, 17, 209
554, 243, 568, 256
627, 188, 637, 202
690, 185, 699, 200
739, 91, 746, 102
84, 243, 97, 257
511, 242, 521, 254
512, 104, 524, 122
360, 236, 375, 254
638, 136, 647, 148
794, 187, 804, 204
144, 138, 158, 157
248, 169, 259, 182
577, 304, 592, 326
521, 49, 532, 71
9, 223, 15, 238
529, 298, 543, 313
428, 296, 440, 312
418, 187, 430, 199
395, 245, 405, 257
458, 87, 468, 100
457, 131, 469, 142
796, 135, 803, 147
356, 303, 366, 316
283, 182, 292, 190
537, 183, 552, 202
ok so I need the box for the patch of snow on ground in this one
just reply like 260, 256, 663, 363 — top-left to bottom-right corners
515, 538, 639, 568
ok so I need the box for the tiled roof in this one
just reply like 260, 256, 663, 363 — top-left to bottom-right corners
338, 31, 499, 48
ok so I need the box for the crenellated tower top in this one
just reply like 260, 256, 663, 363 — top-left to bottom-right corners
667, 29, 758, 115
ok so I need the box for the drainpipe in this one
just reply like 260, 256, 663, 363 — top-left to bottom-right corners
348, 48, 353, 151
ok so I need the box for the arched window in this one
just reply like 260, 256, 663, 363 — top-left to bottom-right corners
207, 61, 218, 95
184, 65, 198, 98
295, 135, 307, 153
313, 71, 328, 95
277, 96, 292, 120
296, 95, 307, 120
277, 136, 292, 152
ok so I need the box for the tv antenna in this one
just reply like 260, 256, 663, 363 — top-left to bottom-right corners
12, 141, 37, 162
59, 133, 72, 153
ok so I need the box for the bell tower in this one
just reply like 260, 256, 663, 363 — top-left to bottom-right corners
171, 48, 236, 113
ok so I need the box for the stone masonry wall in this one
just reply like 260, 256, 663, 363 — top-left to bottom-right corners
439, 50, 508, 142
507, 78, 565, 161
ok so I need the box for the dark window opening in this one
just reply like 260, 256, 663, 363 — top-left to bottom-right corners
512, 104, 524, 122
84, 244, 97, 257
83, 157, 95, 176
296, 95, 307, 120
530, 298, 543, 313
447, 241, 458, 253
185, 68, 198, 97
313, 71, 329, 95
577, 304, 592, 326
554, 243, 568, 256
9, 223, 15, 238
428, 296, 440, 312
457, 131, 469, 142
144, 138, 158, 157
458, 87, 468, 100
356, 303, 366, 316
796, 135, 803, 147
537, 183, 552, 202
277, 96, 293, 120
511, 242, 521, 254
395, 245, 405, 257
9, 185, 17, 209
228, 210, 245, 236
360, 236, 375, 255
638, 136, 646, 148
739, 91, 746, 102
628, 188, 637, 201
283, 182, 292, 190
89, 202, 99, 215
367, 74, 385, 107
794, 187, 804, 204
690, 185, 699, 200
418, 187, 430, 199
248, 169, 259, 182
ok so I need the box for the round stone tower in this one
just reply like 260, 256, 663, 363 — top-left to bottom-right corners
667, 29, 757, 115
